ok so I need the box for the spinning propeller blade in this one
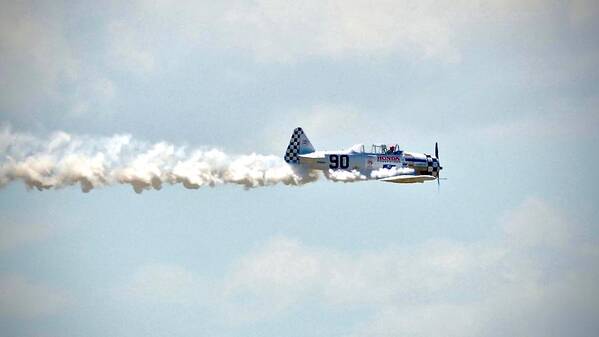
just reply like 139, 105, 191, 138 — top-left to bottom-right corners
435, 142, 440, 190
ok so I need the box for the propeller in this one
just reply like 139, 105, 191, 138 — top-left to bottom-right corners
435, 142, 440, 190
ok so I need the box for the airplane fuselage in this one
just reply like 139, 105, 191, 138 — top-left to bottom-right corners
299, 149, 440, 177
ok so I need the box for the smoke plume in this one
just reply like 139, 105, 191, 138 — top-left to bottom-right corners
0, 127, 320, 193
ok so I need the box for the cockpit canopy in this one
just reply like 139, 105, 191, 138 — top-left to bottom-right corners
348, 144, 403, 154
371, 144, 402, 154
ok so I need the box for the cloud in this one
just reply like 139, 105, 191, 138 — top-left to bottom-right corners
110, 0, 462, 63
479, 105, 599, 141
262, 104, 420, 153
0, 220, 53, 252
2, 0, 597, 124
501, 197, 573, 248
107, 22, 156, 75
221, 237, 322, 320
109, 0, 597, 65
350, 304, 480, 337
0, 2, 118, 119
67, 76, 118, 117
112, 0, 559, 65
222, 237, 488, 311
119, 264, 207, 305
220, 0, 461, 62
0, 274, 70, 318
569, 0, 599, 26
111, 198, 598, 335
217, 198, 599, 336
0, 2, 78, 111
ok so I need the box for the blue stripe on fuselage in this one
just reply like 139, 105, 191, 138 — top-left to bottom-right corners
404, 158, 427, 163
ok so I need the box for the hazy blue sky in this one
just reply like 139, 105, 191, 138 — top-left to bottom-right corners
1, 1, 598, 336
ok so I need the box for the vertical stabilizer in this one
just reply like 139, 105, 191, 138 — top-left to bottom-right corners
284, 127, 315, 164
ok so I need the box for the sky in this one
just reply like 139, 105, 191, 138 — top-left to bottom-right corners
1, 0, 599, 336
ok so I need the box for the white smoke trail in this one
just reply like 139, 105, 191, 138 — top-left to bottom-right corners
369, 167, 415, 179
326, 169, 367, 182
0, 127, 318, 193
325, 167, 415, 182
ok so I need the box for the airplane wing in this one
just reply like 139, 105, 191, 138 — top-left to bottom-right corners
378, 174, 437, 184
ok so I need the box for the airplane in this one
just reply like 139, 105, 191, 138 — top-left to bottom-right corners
284, 127, 442, 184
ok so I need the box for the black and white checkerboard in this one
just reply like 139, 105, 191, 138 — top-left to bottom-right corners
426, 154, 440, 175
284, 127, 304, 164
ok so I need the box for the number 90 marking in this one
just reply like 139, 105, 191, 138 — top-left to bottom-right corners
329, 154, 349, 169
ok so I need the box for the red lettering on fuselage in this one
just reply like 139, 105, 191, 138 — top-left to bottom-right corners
377, 156, 402, 162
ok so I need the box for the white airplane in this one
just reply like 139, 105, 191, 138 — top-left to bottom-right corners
284, 127, 442, 184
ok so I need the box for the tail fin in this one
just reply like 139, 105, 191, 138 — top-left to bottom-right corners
284, 127, 315, 164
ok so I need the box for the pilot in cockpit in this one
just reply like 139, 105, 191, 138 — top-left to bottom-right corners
386, 146, 395, 154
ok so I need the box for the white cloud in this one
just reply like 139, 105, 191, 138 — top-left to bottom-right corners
113, 0, 538, 65
3, 0, 597, 122
119, 264, 208, 305
217, 198, 599, 336
0, 220, 53, 252
569, 0, 599, 26
91, 77, 117, 102
0, 2, 118, 118
221, 0, 461, 62
478, 101, 599, 141
68, 76, 118, 117
350, 304, 480, 337
0, 2, 78, 111
501, 197, 572, 248
221, 237, 322, 320
222, 236, 493, 312
262, 104, 364, 151
107, 22, 156, 75
0, 274, 70, 318
111, 198, 598, 335
112, 0, 590, 65
262, 103, 440, 154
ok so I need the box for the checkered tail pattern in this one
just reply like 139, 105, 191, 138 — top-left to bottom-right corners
284, 127, 314, 164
